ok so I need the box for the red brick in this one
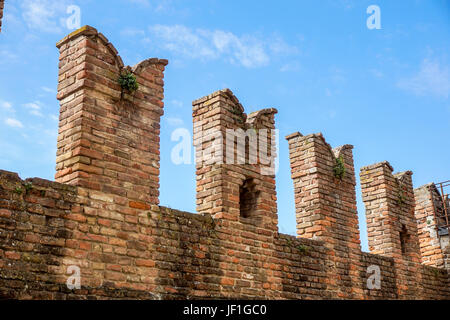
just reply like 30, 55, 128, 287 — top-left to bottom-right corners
129, 201, 150, 210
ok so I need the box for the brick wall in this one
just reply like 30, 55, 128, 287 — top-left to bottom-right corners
360, 162, 424, 298
286, 132, 362, 299
2, 166, 448, 299
421, 264, 450, 299
360, 253, 397, 299
55, 26, 167, 205
444, 246, 450, 270
0, 170, 79, 299
0, 25, 449, 300
192, 90, 278, 232
414, 184, 448, 268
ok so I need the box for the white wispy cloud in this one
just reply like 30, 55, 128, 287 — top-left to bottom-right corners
21, 0, 70, 33
166, 117, 184, 126
397, 58, 450, 98
120, 27, 146, 37
329, 66, 346, 84
0, 101, 13, 110
30, 110, 44, 117
5, 118, 23, 128
43, 129, 57, 137
171, 99, 183, 108
127, 0, 151, 6
369, 69, 384, 78
0, 49, 18, 64
125, 0, 174, 12
24, 102, 41, 110
280, 61, 301, 72
148, 24, 297, 68
332, 0, 355, 10
269, 36, 299, 56
41, 86, 56, 94
154, 1, 171, 13
24, 101, 44, 117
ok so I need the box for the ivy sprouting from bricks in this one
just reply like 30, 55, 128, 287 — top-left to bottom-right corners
397, 189, 407, 206
395, 180, 407, 206
286, 238, 311, 255
14, 187, 23, 195
24, 182, 33, 192
333, 155, 346, 180
14, 182, 33, 195
118, 71, 139, 94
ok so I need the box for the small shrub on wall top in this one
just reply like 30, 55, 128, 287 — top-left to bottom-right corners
333, 155, 346, 180
118, 71, 139, 93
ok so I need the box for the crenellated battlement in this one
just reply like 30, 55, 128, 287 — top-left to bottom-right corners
286, 132, 363, 298
0, 26, 448, 300
192, 89, 278, 230
55, 26, 167, 205
360, 162, 420, 261
414, 183, 450, 268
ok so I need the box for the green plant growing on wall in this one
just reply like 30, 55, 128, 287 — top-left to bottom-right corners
230, 106, 241, 116
296, 244, 310, 254
333, 156, 346, 180
24, 182, 33, 193
397, 189, 406, 206
118, 71, 139, 94
431, 268, 442, 278
286, 238, 310, 255
204, 214, 216, 230
14, 187, 23, 195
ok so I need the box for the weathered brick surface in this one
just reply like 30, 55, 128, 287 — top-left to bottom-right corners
361, 162, 419, 261
286, 132, 363, 299
360, 162, 450, 299
2, 167, 448, 299
55, 26, 167, 205
192, 90, 278, 232
0, 170, 78, 299
360, 253, 397, 299
444, 246, 450, 270
421, 264, 450, 299
0, 26, 448, 300
0, 169, 320, 299
414, 184, 449, 268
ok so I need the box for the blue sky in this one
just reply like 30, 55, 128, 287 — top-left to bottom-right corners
0, 0, 449, 251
